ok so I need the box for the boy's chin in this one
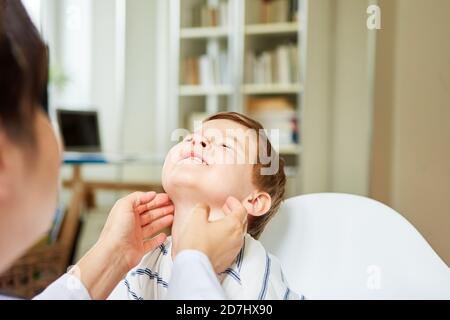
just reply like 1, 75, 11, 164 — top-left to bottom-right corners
164, 177, 229, 205
164, 171, 204, 193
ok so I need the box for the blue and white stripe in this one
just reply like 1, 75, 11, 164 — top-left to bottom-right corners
132, 268, 169, 288
222, 268, 241, 285
281, 268, 304, 300
159, 244, 168, 255
283, 287, 291, 300
124, 279, 143, 300
111, 235, 304, 300
220, 238, 246, 285
236, 238, 245, 272
257, 254, 271, 300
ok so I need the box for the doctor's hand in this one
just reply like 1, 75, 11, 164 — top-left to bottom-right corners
97, 192, 174, 269
172, 196, 248, 274
75, 192, 174, 299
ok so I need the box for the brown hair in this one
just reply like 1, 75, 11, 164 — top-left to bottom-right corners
0, 0, 48, 145
204, 112, 286, 239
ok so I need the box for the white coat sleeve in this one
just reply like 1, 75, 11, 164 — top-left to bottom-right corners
33, 273, 91, 300
166, 250, 226, 300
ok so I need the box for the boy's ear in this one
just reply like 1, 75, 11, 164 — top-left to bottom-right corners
243, 192, 271, 217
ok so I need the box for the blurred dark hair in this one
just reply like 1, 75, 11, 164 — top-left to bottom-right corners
0, 0, 48, 145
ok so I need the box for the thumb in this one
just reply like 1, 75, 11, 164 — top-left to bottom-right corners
225, 196, 247, 223
191, 203, 211, 223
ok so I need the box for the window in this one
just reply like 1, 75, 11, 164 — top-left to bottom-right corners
22, 0, 41, 30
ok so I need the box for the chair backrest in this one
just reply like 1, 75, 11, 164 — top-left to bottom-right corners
259, 193, 450, 299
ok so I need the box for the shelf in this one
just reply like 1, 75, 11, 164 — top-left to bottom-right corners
242, 83, 303, 95
180, 27, 229, 39
245, 22, 299, 36
174, 0, 308, 195
179, 85, 233, 96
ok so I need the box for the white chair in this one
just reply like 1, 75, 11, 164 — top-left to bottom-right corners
260, 193, 450, 299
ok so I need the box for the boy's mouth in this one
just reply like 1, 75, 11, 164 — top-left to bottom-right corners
179, 151, 209, 166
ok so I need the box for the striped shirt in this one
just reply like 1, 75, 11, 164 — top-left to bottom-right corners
108, 234, 303, 300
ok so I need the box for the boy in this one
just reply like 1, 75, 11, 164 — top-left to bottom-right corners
109, 112, 301, 300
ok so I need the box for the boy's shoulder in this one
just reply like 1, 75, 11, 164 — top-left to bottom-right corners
225, 234, 301, 299
242, 234, 279, 263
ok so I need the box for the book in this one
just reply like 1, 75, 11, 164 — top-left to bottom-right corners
184, 57, 200, 85
289, 44, 299, 83
289, 0, 299, 22
260, 0, 269, 24
247, 96, 294, 112
276, 45, 290, 84
219, 1, 228, 27
247, 97, 298, 146
271, 50, 278, 83
184, 51, 229, 86
245, 43, 299, 85
261, 52, 272, 83
195, 0, 228, 27
219, 52, 229, 84
199, 54, 212, 86
259, 0, 295, 24
245, 52, 255, 83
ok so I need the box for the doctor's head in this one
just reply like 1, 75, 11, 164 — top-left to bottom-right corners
162, 112, 286, 239
0, 0, 61, 272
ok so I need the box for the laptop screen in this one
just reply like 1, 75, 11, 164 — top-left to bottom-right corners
57, 110, 101, 152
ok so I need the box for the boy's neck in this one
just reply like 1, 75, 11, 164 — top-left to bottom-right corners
171, 199, 225, 236
169, 194, 226, 261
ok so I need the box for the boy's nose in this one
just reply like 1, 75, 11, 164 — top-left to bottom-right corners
191, 133, 209, 148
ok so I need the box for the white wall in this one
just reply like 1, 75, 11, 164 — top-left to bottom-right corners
329, 0, 373, 195
77, 0, 123, 183
121, 0, 163, 182
302, 0, 374, 196
372, 0, 450, 265
90, 0, 119, 153
301, 0, 333, 193
56, 0, 92, 107
51, 0, 121, 182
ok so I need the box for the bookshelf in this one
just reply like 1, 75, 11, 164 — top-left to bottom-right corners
180, 27, 228, 39
170, 0, 306, 195
245, 22, 299, 35
179, 84, 233, 96
180, 26, 229, 39
242, 83, 303, 95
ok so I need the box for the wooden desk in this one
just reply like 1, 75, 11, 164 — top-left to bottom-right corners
63, 165, 164, 209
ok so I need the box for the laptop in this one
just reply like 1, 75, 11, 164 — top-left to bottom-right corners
56, 109, 165, 165
56, 109, 106, 163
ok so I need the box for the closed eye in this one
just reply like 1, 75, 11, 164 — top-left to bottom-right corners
221, 143, 231, 149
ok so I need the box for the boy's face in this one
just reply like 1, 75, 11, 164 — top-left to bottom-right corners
162, 119, 258, 209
